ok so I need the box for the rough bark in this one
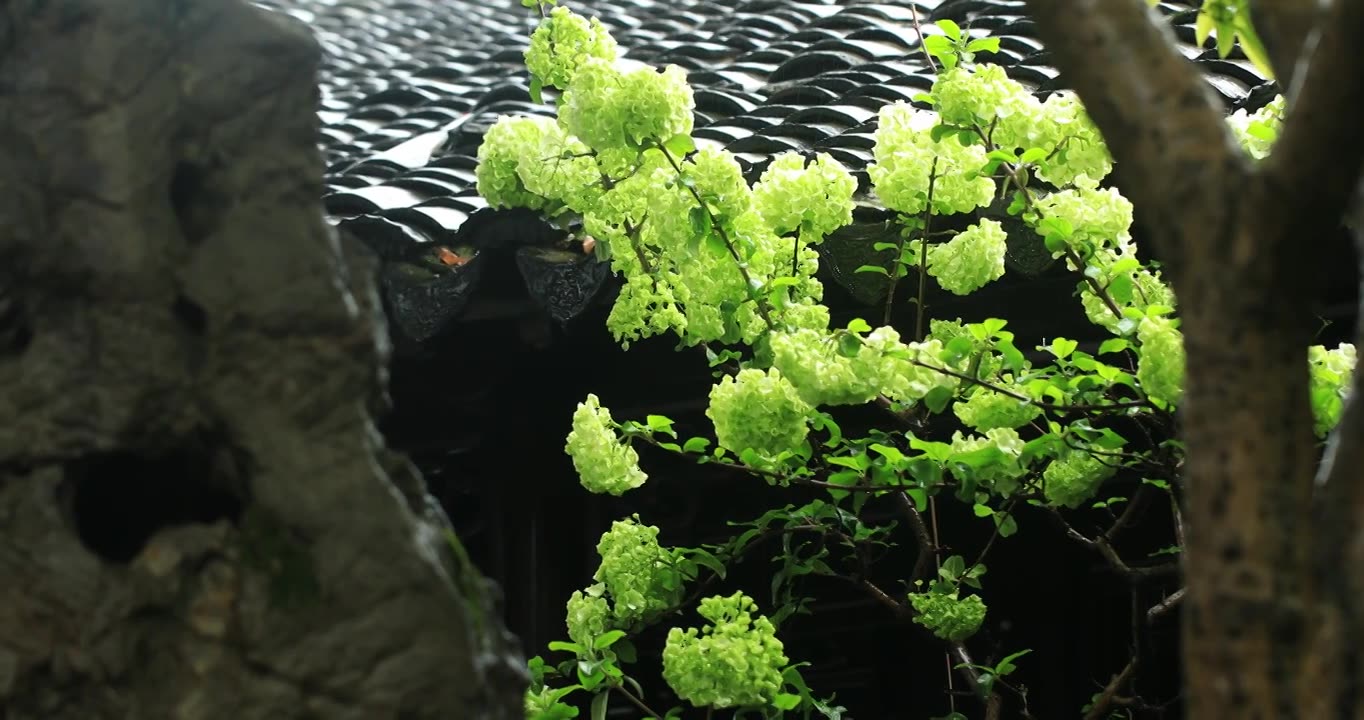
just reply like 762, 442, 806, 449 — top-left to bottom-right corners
1023, 0, 1364, 717
0, 2, 525, 718
1248, 0, 1322, 89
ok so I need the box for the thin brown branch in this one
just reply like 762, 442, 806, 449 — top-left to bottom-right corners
1147, 587, 1185, 623
1082, 659, 1137, 720
1021, 0, 1243, 283
1051, 510, 1179, 581
897, 492, 939, 583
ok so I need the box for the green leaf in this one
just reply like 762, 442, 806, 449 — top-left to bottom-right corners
686, 548, 728, 579
906, 487, 929, 511
854, 263, 890, 276
987, 149, 1018, 164
995, 512, 1018, 537
1195, 8, 1216, 46
966, 37, 1000, 54
1020, 433, 1061, 465
923, 385, 955, 414
529, 75, 545, 104
826, 470, 861, 500
929, 122, 957, 144
590, 690, 609, 720
1097, 338, 1130, 355
683, 436, 711, 453
941, 554, 966, 580
689, 202, 711, 237
663, 133, 696, 157
548, 641, 585, 655
837, 332, 863, 358
909, 435, 953, 462
592, 630, 627, 650
996, 339, 1027, 374
646, 414, 676, 436
1018, 146, 1048, 164
577, 662, 605, 691
1107, 273, 1134, 305
869, 443, 907, 465
972, 503, 994, 518
943, 335, 975, 363
1049, 337, 1078, 359
846, 317, 872, 334
995, 648, 1032, 676
773, 692, 803, 711
923, 34, 955, 60
981, 318, 1008, 336
828, 454, 871, 471
936, 18, 962, 41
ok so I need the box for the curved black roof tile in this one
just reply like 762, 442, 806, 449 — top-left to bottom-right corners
253, 0, 1274, 338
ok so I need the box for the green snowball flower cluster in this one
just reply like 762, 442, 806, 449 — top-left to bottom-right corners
662, 592, 788, 709
1309, 343, 1357, 437
949, 429, 1028, 496
1032, 92, 1113, 188
1043, 451, 1118, 508
593, 516, 683, 626
770, 328, 883, 407
525, 5, 618, 90
932, 64, 1035, 144
1227, 94, 1284, 161
684, 147, 754, 220
475, 116, 565, 211
1136, 316, 1185, 406
1034, 187, 1134, 262
564, 589, 612, 648
707, 368, 813, 460
930, 63, 1113, 188
753, 152, 858, 243
565, 394, 648, 496
953, 386, 1041, 431
869, 103, 996, 216
559, 59, 694, 151
874, 333, 963, 404
605, 273, 689, 348
927, 219, 1009, 295
908, 590, 987, 642
1079, 246, 1176, 334
585, 146, 834, 348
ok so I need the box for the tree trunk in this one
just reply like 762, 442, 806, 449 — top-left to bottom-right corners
0, 2, 526, 718
1024, 0, 1364, 716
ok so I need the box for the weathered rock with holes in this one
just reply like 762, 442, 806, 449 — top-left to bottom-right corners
0, 1, 525, 718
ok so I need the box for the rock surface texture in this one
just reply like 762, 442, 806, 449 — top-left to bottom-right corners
0, 2, 525, 718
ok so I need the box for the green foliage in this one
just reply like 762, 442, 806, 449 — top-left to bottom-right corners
1227, 94, 1285, 160
1310, 344, 1357, 438
472, 5, 1356, 717
909, 589, 987, 643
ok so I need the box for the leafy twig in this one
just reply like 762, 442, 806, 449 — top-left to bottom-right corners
1081, 658, 1137, 720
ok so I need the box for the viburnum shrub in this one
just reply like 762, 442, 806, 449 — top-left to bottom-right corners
488, 1, 1354, 717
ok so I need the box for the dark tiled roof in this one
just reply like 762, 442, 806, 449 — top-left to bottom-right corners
254, 0, 1274, 341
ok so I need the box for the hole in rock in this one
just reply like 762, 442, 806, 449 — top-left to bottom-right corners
172, 294, 207, 335
0, 286, 32, 356
63, 442, 246, 564
169, 162, 211, 246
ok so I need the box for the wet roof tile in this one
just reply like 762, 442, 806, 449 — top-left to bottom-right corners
252, 0, 1274, 334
